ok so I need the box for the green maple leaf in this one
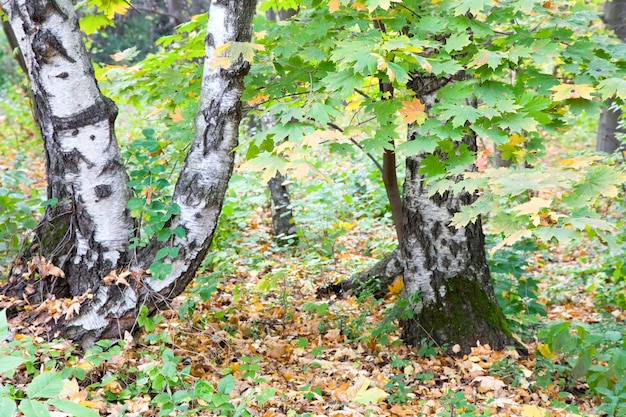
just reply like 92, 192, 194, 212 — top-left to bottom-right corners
365, 0, 399, 12
573, 165, 626, 199
453, 0, 493, 16
446, 144, 476, 175
443, 33, 472, 53
597, 78, 626, 100
469, 50, 505, 70
439, 103, 481, 128
419, 154, 447, 179
322, 69, 364, 97
499, 112, 538, 133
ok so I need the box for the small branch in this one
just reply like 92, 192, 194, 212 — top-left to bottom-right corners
327, 122, 383, 173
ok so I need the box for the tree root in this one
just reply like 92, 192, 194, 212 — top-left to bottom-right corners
317, 248, 403, 298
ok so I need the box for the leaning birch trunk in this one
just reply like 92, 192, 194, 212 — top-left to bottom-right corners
401, 132, 515, 355
0, 0, 257, 347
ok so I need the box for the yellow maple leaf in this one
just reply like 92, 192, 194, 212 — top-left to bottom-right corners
399, 97, 426, 124
536, 342, 556, 359
111, 1, 130, 17
329, 0, 341, 12
209, 57, 232, 69
214, 41, 233, 57
511, 197, 552, 215
551, 83, 595, 100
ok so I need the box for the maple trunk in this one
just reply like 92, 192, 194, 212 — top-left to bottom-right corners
400, 134, 515, 355
1, 0, 256, 346
596, 0, 626, 153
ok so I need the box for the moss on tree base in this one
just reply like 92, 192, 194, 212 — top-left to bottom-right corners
402, 275, 517, 355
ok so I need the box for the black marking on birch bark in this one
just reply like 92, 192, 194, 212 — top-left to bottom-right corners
99, 159, 124, 176
63, 149, 97, 176
201, 100, 223, 152
33, 29, 75, 64
56, 72, 69, 79
206, 33, 215, 48
94, 184, 112, 199
51, 98, 117, 131
26, 0, 68, 24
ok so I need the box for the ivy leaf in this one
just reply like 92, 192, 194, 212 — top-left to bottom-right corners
18, 399, 50, 417
48, 399, 100, 417
0, 309, 7, 341
27, 372, 64, 399
0, 398, 17, 417
217, 375, 235, 395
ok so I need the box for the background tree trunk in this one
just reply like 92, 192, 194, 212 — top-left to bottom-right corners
400, 133, 515, 354
597, 0, 626, 153
1, 0, 257, 347
262, 7, 299, 244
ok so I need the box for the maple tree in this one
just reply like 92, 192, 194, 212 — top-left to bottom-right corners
240, 0, 626, 353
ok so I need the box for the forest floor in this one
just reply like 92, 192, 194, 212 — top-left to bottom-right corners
2, 184, 621, 417
1, 116, 624, 416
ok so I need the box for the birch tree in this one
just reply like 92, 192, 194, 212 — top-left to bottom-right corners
0, 0, 256, 347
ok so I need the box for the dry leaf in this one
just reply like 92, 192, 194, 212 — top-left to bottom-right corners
399, 98, 426, 125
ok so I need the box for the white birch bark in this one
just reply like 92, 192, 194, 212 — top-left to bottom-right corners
72, 0, 257, 342
1, 0, 257, 345
1, 0, 133, 296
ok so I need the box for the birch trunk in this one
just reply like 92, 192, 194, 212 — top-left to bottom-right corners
1, 0, 257, 346
1, 0, 134, 301
401, 133, 515, 354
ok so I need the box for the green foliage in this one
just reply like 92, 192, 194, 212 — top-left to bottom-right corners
0, 158, 42, 270
538, 320, 626, 415
489, 239, 546, 326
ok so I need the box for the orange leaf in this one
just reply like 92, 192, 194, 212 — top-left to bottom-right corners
399, 98, 426, 125
387, 277, 404, 295
169, 107, 184, 123
329, 0, 340, 12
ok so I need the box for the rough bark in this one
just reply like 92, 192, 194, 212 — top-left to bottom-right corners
400, 134, 515, 354
1, 0, 257, 347
1, 0, 134, 302
597, 0, 626, 153
267, 171, 297, 243
82, 0, 257, 343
